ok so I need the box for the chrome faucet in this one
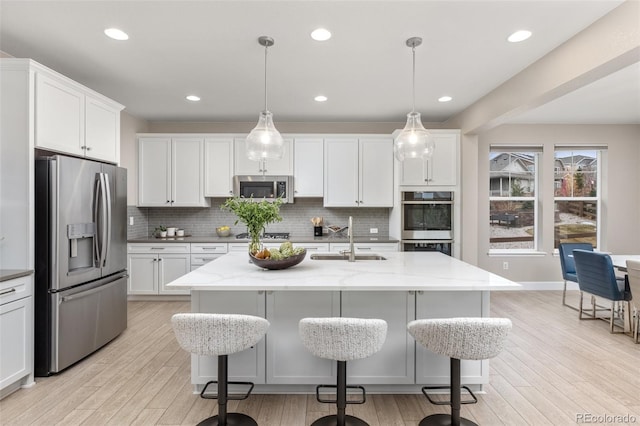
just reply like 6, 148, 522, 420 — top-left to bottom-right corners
347, 216, 355, 262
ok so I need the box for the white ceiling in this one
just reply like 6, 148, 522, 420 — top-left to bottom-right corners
1, 0, 636, 125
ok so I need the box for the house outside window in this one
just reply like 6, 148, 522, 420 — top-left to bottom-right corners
489, 148, 540, 251
554, 148, 601, 249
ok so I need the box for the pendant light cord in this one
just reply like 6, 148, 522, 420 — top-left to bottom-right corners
264, 44, 268, 112
411, 44, 416, 113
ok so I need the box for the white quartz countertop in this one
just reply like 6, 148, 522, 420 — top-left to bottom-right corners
167, 252, 521, 291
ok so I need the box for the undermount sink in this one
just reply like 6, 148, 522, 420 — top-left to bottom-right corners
310, 253, 387, 261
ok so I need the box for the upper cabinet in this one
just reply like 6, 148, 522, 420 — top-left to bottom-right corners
293, 138, 324, 197
204, 137, 234, 197
324, 137, 393, 207
234, 138, 293, 176
35, 70, 123, 164
399, 130, 460, 186
138, 136, 210, 207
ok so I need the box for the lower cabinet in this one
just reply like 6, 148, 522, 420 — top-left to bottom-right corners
341, 291, 415, 384
266, 291, 340, 384
415, 291, 489, 385
328, 242, 399, 253
191, 291, 266, 384
127, 244, 190, 295
0, 281, 33, 397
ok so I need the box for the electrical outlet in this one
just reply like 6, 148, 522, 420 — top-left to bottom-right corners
370, 228, 378, 234
129, 216, 134, 226
503, 261, 509, 270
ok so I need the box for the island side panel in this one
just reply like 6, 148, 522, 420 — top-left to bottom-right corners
191, 290, 266, 385
415, 290, 490, 386
341, 291, 416, 384
266, 291, 340, 384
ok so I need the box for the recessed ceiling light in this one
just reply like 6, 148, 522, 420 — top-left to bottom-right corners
438, 96, 452, 103
311, 28, 332, 41
314, 95, 328, 102
104, 28, 129, 41
186, 95, 201, 102
507, 30, 532, 43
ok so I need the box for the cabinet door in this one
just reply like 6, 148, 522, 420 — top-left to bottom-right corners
266, 291, 340, 384
234, 138, 293, 176
85, 96, 119, 163
426, 133, 458, 186
415, 291, 489, 385
0, 296, 33, 391
138, 138, 171, 207
204, 138, 234, 197
324, 138, 359, 207
158, 254, 190, 295
127, 254, 158, 294
359, 138, 394, 207
342, 291, 415, 384
293, 138, 324, 197
172, 138, 209, 207
191, 291, 266, 384
35, 73, 84, 156
400, 132, 458, 186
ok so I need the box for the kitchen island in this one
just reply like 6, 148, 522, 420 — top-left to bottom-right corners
168, 251, 520, 393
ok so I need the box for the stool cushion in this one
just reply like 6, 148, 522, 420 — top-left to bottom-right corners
408, 317, 511, 360
299, 317, 387, 361
172, 313, 269, 357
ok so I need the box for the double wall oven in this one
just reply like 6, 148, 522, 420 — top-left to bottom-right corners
401, 191, 453, 255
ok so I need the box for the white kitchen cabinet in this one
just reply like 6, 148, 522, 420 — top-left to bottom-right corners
127, 243, 190, 295
266, 291, 340, 384
293, 138, 324, 197
191, 290, 266, 385
415, 291, 489, 385
324, 138, 393, 207
204, 137, 234, 197
0, 275, 34, 398
342, 291, 415, 384
35, 69, 123, 163
328, 242, 399, 253
190, 243, 228, 271
400, 131, 459, 186
138, 136, 210, 207
234, 137, 293, 176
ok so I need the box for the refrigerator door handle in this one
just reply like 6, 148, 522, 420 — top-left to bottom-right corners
93, 176, 102, 267
103, 172, 112, 267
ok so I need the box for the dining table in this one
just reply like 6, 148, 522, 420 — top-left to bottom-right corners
608, 254, 640, 333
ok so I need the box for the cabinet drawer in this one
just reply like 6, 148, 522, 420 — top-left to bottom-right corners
191, 254, 223, 266
127, 243, 190, 254
191, 243, 228, 254
0, 275, 32, 305
329, 243, 398, 253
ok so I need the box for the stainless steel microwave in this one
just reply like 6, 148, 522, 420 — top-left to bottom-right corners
233, 175, 294, 203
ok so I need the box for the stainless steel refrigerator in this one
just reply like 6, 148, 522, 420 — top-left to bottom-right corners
34, 155, 128, 376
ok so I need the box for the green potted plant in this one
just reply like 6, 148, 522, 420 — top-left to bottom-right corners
222, 196, 283, 254
155, 225, 167, 238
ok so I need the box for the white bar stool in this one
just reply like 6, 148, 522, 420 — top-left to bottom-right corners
299, 317, 387, 426
408, 317, 512, 426
172, 313, 269, 426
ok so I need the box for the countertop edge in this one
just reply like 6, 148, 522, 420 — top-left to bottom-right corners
0, 269, 34, 282
128, 236, 400, 244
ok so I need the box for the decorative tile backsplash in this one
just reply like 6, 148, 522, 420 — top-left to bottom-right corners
127, 198, 390, 239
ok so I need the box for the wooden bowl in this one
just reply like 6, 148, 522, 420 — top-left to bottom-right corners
249, 250, 307, 270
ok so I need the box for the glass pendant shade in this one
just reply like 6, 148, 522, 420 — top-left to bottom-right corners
394, 112, 435, 161
246, 110, 284, 161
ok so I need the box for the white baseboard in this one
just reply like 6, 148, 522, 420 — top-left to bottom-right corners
514, 281, 578, 291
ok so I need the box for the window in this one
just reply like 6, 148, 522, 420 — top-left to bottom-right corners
554, 148, 601, 249
489, 148, 540, 251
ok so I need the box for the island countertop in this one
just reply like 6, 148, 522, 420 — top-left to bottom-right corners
167, 251, 520, 291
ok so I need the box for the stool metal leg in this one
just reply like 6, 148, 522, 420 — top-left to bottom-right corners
311, 361, 369, 426
418, 358, 478, 426
197, 355, 258, 426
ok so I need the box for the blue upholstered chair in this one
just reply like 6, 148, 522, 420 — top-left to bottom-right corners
573, 249, 632, 332
558, 243, 593, 310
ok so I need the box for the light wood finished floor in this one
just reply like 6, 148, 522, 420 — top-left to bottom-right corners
1, 291, 638, 425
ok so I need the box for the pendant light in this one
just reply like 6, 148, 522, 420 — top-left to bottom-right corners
394, 37, 435, 162
246, 36, 284, 161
